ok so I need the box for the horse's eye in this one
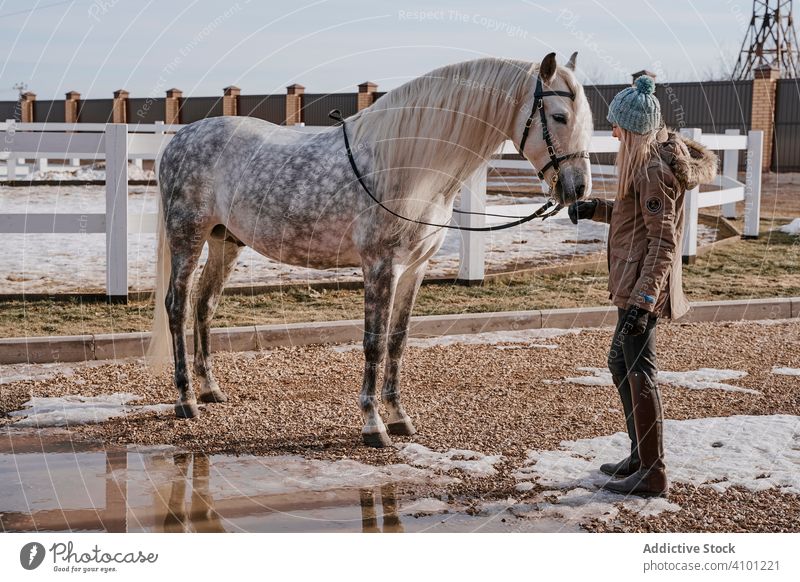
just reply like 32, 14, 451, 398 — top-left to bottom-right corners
552, 113, 568, 124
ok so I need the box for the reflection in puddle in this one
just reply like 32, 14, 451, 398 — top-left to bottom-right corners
0, 430, 582, 533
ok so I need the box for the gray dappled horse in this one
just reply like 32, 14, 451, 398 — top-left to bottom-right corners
147, 53, 593, 447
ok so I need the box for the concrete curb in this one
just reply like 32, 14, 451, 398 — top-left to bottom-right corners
0, 297, 797, 366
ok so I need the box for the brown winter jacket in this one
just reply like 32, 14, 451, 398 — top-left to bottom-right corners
591, 128, 718, 320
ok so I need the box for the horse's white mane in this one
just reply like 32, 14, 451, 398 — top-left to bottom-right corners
348, 57, 584, 238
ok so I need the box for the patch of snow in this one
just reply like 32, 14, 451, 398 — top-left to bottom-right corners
403, 497, 451, 513
565, 366, 760, 395
515, 481, 535, 492
507, 415, 800, 523
494, 343, 559, 350
514, 414, 800, 496
202, 454, 455, 498
28, 162, 155, 182
772, 366, 800, 376
509, 487, 680, 524
9, 393, 172, 427
777, 218, 800, 236
397, 443, 503, 477
408, 328, 580, 349
330, 327, 581, 353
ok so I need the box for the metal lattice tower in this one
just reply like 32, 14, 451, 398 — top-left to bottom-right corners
732, 0, 800, 79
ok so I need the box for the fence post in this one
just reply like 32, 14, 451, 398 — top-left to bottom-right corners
20, 91, 35, 123
222, 85, 240, 116
112, 89, 129, 124
357, 82, 377, 111
105, 124, 129, 302
456, 164, 487, 284
285, 84, 304, 125
743, 130, 763, 239
680, 127, 701, 264
721, 128, 740, 218
165, 88, 182, 125
5, 119, 16, 180
64, 90, 80, 124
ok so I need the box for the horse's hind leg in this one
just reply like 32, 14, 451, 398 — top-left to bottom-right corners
382, 262, 426, 436
360, 257, 398, 447
166, 233, 206, 419
193, 236, 242, 403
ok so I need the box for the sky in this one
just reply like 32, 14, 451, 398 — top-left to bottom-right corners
0, 0, 766, 100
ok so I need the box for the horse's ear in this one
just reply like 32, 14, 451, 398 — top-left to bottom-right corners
566, 51, 578, 71
539, 52, 557, 83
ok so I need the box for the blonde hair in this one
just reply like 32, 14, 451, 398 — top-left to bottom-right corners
615, 127, 659, 199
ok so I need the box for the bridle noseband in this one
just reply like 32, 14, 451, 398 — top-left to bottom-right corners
517, 76, 590, 187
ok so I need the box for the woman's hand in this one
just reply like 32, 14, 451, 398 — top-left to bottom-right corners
621, 305, 653, 336
568, 199, 598, 224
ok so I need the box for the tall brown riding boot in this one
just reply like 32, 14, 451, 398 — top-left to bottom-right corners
601, 371, 668, 497
600, 373, 640, 477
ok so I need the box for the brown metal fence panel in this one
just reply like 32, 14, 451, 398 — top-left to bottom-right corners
238, 94, 284, 124
655, 80, 751, 134
773, 78, 800, 172
179, 96, 223, 124
301, 93, 358, 125
78, 99, 114, 123
33, 100, 65, 123
585, 83, 629, 131
127, 97, 165, 124
0, 100, 19, 121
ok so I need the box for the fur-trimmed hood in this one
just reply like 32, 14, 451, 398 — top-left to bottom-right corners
655, 128, 719, 190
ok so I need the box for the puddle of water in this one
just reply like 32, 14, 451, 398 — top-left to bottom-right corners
0, 429, 582, 533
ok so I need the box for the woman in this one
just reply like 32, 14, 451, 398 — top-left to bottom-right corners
568, 75, 717, 497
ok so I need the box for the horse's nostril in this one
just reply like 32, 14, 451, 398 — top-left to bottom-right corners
576, 184, 586, 199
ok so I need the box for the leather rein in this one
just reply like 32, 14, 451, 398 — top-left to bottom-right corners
328, 75, 589, 232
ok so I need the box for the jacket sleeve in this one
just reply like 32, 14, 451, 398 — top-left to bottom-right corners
629, 164, 680, 312
591, 198, 614, 224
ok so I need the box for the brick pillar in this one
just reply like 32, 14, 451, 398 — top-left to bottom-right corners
20, 91, 36, 122
65, 91, 81, 123
751, 63, 779, 170
285, 83, 304, 125
165, 88, 183, 124
357, 81, 377, 111
222, 85, 240, 116
112, 89, 129, 123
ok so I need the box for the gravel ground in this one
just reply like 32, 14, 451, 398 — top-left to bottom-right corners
1, 319, 799, 532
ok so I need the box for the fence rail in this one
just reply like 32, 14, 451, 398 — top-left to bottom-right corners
0, 123, 762, 299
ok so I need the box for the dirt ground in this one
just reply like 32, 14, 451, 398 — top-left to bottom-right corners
1, 319, 798, 532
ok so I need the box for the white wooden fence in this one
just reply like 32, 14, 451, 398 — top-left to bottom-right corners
0, 122, 762, 299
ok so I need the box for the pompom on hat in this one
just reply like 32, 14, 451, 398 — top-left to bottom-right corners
607, 75, 662, 134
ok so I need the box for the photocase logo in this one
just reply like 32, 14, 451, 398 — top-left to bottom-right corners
20, 542, 46, 570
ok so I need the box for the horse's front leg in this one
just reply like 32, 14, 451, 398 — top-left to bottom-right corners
381, 263, 426, 436
360, 257, 398, 447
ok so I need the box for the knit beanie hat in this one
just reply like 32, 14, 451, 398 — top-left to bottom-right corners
607, 75, 662, 134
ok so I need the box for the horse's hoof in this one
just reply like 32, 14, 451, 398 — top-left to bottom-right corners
362, 431, 392, 448
175, 400, 200, 419
199, 389, 228, 403
387, 418, 417, 436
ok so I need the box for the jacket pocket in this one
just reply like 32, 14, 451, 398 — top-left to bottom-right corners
608, 246, 640, 298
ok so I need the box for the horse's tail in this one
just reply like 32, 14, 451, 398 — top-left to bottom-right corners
146, 196, 173, 372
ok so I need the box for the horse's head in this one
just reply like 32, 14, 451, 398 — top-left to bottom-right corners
514, 52, 593, 205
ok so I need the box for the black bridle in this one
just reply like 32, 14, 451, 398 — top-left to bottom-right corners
517, 75, 590, 187
327, 74, 589, 232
